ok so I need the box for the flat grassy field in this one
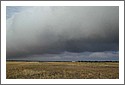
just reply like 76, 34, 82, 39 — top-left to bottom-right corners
6, 61, 119, 79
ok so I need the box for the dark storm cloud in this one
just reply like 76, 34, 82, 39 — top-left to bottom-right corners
6, 6, 119, 59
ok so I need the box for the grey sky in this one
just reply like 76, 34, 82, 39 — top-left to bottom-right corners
6, 6, 119, 61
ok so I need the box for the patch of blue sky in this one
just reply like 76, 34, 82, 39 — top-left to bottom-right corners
6, 6, 22, 19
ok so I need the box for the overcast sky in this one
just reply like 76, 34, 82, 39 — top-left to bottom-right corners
6, 6, 119, 61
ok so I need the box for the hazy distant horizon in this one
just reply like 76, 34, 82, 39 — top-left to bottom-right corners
7, 51, 119, 61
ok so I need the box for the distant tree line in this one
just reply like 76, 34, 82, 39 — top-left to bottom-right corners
6, 60, 119, 62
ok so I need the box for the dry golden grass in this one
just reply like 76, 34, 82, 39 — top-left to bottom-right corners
6, 61, 119, 79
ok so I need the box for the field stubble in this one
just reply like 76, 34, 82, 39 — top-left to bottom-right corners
6, 61, 119, 79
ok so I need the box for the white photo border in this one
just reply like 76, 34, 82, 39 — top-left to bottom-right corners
1, 1, 124, 84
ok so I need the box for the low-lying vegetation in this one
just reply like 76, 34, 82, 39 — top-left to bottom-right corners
6, 61, 119, 79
